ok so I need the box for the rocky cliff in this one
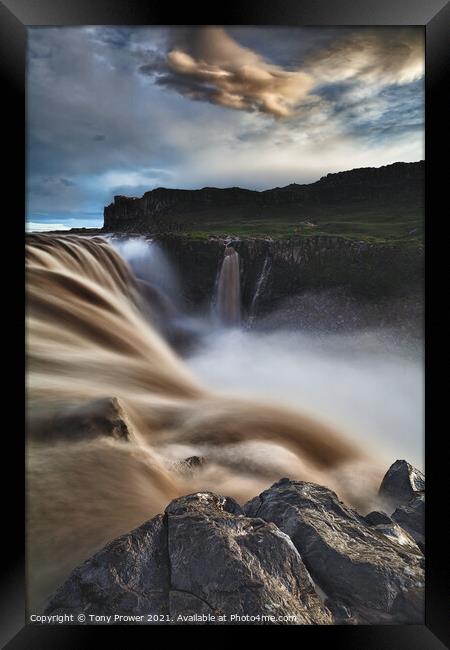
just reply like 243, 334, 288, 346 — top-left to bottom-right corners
103, 161, 424, 233
157, 234, 423, 315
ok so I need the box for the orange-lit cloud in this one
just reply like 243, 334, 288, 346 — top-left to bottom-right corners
157, 27, 316, 118
144, 27, 424, 119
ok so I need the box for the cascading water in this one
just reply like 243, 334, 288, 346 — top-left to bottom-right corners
107, 235, 180, 304
106, 235, 204, 353
27, 234, 375, 609
215, 246, 241, 326
248, 254, 272, 328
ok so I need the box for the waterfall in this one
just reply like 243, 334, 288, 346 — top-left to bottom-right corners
26, 233, 378, 609
216, 247, 241, 326
107, 235, 180, 305
248, 254, 272, 327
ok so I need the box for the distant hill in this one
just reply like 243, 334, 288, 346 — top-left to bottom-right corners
103, 161, 424, 243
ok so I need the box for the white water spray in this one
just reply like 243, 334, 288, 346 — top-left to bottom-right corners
248, 254, 272, 327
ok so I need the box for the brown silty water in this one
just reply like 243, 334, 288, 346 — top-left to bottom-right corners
26, 234, 383, 610
216, 246, 241, 325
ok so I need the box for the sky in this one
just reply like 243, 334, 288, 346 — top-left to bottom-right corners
26, 26, 424, 230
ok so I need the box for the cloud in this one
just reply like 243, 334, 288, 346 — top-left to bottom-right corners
140, 27, 316, 118
96, 169, 173, 191
139, 27, 423, 120
26, 222, 71, 232
306, 28, 424, 88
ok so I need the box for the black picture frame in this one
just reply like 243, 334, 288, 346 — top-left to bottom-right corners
2, 0, 448, 647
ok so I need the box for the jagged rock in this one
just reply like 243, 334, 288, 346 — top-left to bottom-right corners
364, 511, 421, 553
364, 510, 395, 526
184, 455, 204, 468
33, 397, 134, 442
392, 494, 425, 552
324, 598, 355, 624
165, 493, 329, 623
244, 478, 424, 624
370, 523, 422, 552
379, 460, 425, 509
44, 514, 170, 618
44, 492, 332, 625
175, 455, 206, 476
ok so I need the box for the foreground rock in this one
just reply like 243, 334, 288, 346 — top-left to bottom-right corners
44, 493, 331, 625
32, 397, 135, 442
379, 459, 425, 509
244, 478, 424, 624
392, 494, 425, 552
43, 460, 425, 625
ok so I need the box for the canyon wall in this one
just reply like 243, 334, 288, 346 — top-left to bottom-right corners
158, 234, 423, 315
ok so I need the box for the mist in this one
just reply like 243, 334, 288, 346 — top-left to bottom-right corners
187, 327, 424, 469
111, 235, 424, 470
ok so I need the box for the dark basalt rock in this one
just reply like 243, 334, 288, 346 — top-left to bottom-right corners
165, 493, 329, 624
364, 510, 395, 526
176, 455, 206, 476
44, 514, 170, 619
364, 511, 421, 553
324, 598, 355, 624
392, 494, 425, 552
369, 523, 421, 553
379, 459, 425, 510
32, 396, 134, 442
156, 234, 423, 316
43, 462, 425, 626
244, 479, 424, 624
44, 492, 331, 625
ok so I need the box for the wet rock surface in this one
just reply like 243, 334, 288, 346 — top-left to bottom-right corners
244, 476, 424, 624
157, 234, 423, 316
43, 461, 425, 625
364, 510, 395, 526
32, 397, 135, 442
379, 459, 425, 509
392, 494, 425, 552
164, 493, 330, 624
44, 515, 170, 619
44, 492, 331, 625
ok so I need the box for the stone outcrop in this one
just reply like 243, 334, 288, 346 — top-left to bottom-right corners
392, 494, 425, 552
157, 234, 423, 314
379, 459, 425, 509
244, 478, 424, 624
363, 510, 421, 551
42, 460, 425, 625
44, 493, 332, 625
31, 397, 135, 442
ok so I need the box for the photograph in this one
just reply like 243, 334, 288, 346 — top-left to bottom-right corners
24, 23, 429, 627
